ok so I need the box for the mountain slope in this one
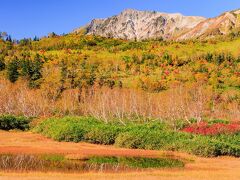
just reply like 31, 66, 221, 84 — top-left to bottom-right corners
74, 9, 206, 40
178, 9, 240, 40
74, 8, 240, 41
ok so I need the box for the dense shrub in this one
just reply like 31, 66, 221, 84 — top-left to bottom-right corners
35, 117, 240, 157
115, 130, 240, 157
115, 131, 145, 149
0, 115, 31, 131
208, 119, 230, 125
115, 130, 185, 150
34, 117, 99, 142
182, 122, 240, 135
84, 125, 122, 145
34, 117, 171, 145
114, 130, 188, 151
180, 137, 221, 157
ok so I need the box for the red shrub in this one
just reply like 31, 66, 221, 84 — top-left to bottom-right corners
182, 122, 240, 135
164, 70, 170, 75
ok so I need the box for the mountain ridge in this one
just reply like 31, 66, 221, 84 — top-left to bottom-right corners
73, 8, 240, 41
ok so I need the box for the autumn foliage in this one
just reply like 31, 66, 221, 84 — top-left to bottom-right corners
182, 122, 240, 135
0, 34, 239, 124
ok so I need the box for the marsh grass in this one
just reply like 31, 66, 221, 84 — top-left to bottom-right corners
88, 156, 184, 169
0, 154, 184, 173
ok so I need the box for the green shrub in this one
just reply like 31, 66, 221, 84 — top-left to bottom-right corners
0, 115, 31, 131
84, 125, 122, 145
115, 131, 145, 149
34, 117, 99, 142
115, 129, 193, 151
34, 116, 240, 157
216, 133, 240, 145
52, 122, 86, 142
182, 137, 220, 157
115, 128, 240, 157
208, 119, 230, 125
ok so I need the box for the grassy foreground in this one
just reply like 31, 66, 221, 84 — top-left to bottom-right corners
0, 129, 239, 180
33, 116, 240, 157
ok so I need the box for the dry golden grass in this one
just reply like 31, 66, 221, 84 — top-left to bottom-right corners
0, 131, 239, 180
0, 130, 161, 156
0, 78, 239, 123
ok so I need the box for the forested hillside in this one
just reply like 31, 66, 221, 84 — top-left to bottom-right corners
0, 32, 239, 123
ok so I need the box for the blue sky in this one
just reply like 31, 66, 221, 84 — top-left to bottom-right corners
1, 0, 240, 39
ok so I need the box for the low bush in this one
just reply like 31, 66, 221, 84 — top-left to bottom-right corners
34, 117, 240, 157
182, 122, 240, 135
34, 117, 99, 142
0, 115, 31, 131
84, 125, 122, 145
208, 119, 230, 125
34, 117, 171, 145
115, 130, 240, 157
181, 136, 221, 157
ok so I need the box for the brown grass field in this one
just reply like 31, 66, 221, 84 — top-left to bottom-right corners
0, 130, 239, 180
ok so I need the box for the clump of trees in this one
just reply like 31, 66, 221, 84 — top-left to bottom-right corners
5, 53, 44, 87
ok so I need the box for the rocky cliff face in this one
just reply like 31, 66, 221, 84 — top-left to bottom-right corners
74, 9, 240, 41
177, 9, 240, 40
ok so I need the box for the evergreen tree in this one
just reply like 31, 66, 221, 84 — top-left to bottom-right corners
28, 54, 43, 88
21, 59, 32, 77
33, 36, 39, 41
0, 56, 5, 71
59, 59, 68, 92
6, 35, 12, 42
32, 54, 43, 80
7, 60, 19, 83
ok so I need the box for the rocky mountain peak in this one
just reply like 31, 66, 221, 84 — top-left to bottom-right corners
74, 9, 205, 40
73, 8, 240, 41
121, 8, 138, 14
